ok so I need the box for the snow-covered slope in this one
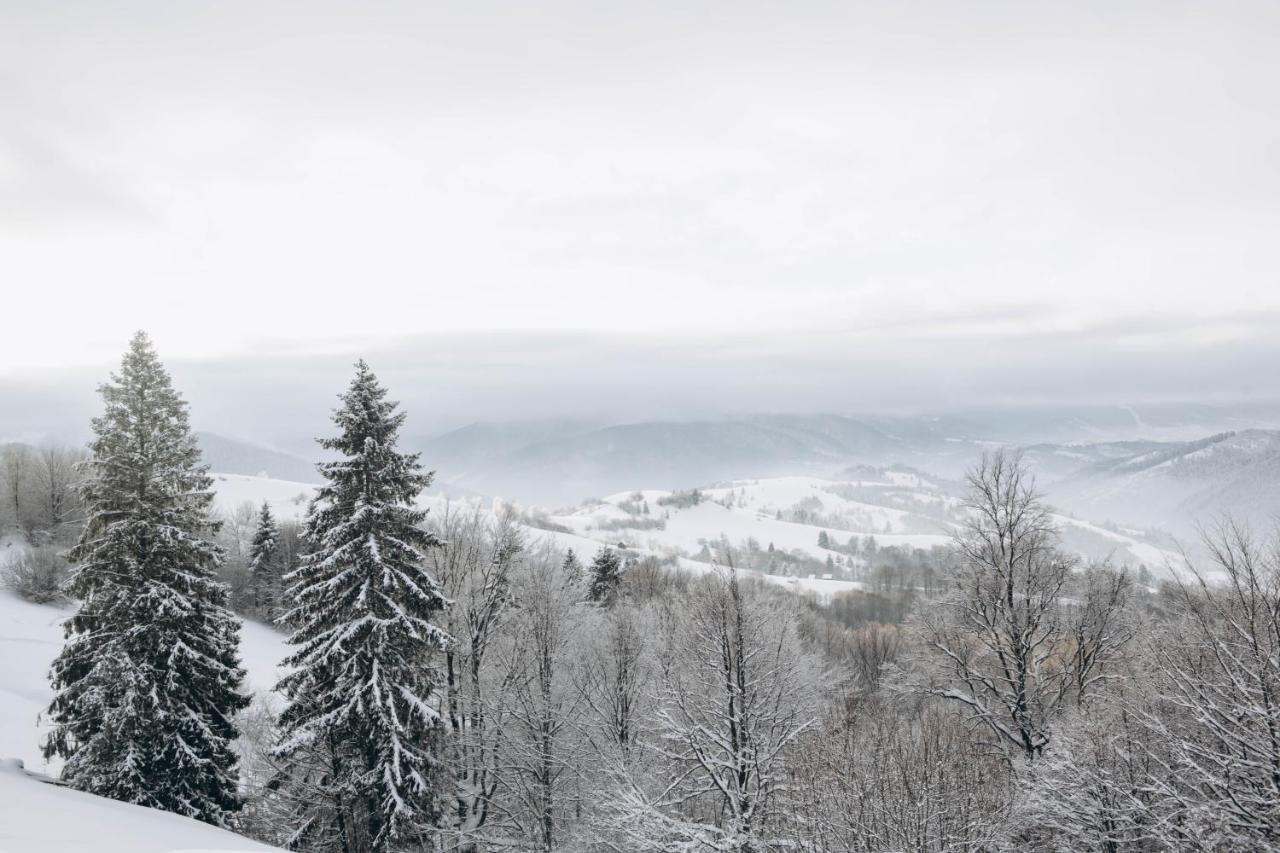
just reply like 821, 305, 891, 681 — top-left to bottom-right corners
542, 473, 1177, 572
0, 589, 288, 775
211, 469, 1178, 592
0, 590, 64, 773
210, 473, 318, 520
211, 474, 873, 599
0, 759, 278, 852
550, 476, 955, 561
0, 584, 288, 852
1045, 430, 1280, 537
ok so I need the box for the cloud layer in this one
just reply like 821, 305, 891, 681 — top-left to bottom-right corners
2, 1, 1277, 422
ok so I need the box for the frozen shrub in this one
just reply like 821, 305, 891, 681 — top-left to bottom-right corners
2, 545, 69, 604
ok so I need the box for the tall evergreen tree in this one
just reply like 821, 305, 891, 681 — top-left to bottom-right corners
274, 360, 450, 852
247, 501, 285, 621
587, 546, 623, 604
43, 331, 247, 826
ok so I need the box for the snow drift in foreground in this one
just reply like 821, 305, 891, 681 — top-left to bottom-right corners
0, 759, 278, 852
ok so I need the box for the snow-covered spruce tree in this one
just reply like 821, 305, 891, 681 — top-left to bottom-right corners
274, 360, 450, 852
587, 546, 622, 604
43, 331, 248, 826
247, 501, 285, 621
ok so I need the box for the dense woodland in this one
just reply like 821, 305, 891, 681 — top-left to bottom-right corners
3, 334, 1280, 852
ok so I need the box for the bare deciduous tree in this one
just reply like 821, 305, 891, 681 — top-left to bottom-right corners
1068, 563, 1136, 707
848, 621, 904, 693
493, 543, 588, 853
612, 566, 818, 853
805, 696, 1011, 852
1139, 520, 1280, 849
31, 444, 85, 539
427, 502, 523, 851
919, 450, 1076, 761
1, 443, 32, 533
578, 604, 653, 766
1012, 697, 1163, 853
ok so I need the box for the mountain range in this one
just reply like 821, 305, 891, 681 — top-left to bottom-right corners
195, 432, 319, 483
1041, 430, 1280, 537
194, 412, 1280, 538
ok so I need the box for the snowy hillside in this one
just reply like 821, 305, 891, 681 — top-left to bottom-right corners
210, 473, 874, 599
0, 583, 287, 852
1043, 430, 1280, 536
550, 475, 954, 559
210, 472, 318, 519
536, 473, 1177, 575
0, 759, 278, 852
211, 469, 1179, 591
0, 587, 288, 774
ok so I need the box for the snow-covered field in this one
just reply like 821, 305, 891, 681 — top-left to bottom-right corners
210, 473, 318, 520
210, 470, 1179, 597
0, 758, 278, 852
546, 475, 955, 560
534, 474, 1178, 572
0, 590, 64, 773
212, 474, 872, 600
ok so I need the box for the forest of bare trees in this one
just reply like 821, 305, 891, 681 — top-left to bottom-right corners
6, 418, 1280, 850
205, 449, 1276, 851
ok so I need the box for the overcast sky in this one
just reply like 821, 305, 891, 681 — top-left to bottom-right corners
2, 1, 1279, 435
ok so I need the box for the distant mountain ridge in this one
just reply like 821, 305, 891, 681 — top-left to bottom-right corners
414, 415, 1280, 534
1040, 430, 1280, 536
196, 432, 318, 483
415, 414, 985, 505
196, 417, 1280, 540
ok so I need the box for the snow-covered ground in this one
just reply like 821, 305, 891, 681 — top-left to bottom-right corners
549, 475, 955, 560
0, 759, 277, 852
211, 474, 871, 600
210, 473, 318, 520
0, 586, 288, 851
0, 590, 64, 773
0, 589, 288, 776
210, 470, 1179, 599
